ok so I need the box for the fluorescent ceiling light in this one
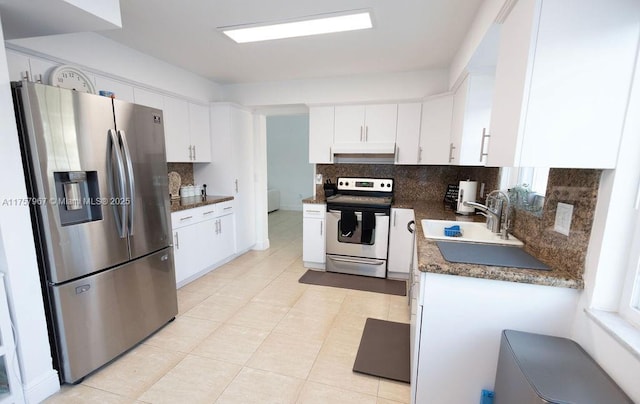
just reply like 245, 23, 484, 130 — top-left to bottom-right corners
220, 11, 372, 43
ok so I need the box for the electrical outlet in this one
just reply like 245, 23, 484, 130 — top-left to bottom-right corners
554, 202, 573, 236
315, 173, 323, 184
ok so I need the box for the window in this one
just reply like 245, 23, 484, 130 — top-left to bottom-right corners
501, 167, 549, 195
499, 167, 550, 215
619, 192, 640, 328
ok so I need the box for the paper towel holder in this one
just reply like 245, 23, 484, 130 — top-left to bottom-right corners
456, 179, 478, 215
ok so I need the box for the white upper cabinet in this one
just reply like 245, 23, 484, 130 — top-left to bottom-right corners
450, 73, 494, 166
163, 95, 191, 162
487, 0, 639, 168
419, 93, 454, 165
133, 87, 163, 109
162, 96, 211, 163
94, 75, 134, 103
309, 106, 335, 164
6, 50, 30, 82
395, 103, 423, 164
333, 103, 397, 152
188, 102, 212, 163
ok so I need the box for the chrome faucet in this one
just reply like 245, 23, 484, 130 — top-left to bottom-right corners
463, 190, 511, 239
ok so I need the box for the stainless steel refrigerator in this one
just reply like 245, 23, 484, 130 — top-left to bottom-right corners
12, 81, 178, 383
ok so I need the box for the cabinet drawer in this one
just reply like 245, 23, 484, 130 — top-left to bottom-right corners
216, 200, 234, 215
172, 205, 216, 228
172, 210, 199, 228
303, 204, 326, 218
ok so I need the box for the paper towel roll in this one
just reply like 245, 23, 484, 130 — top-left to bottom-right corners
457, 180, 478, 214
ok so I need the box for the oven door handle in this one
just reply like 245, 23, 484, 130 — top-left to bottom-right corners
328, 256, 386, 266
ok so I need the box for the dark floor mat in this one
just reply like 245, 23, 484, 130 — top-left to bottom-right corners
436, 241, 551, 270
353, 318, 410, 383
298, 270, 406, 296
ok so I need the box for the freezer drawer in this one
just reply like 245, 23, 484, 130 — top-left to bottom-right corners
51, 248, 178, 383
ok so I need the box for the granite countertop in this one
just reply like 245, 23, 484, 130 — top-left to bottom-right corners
302, 197, 326, 204
170, 195, 234, 212
406, 200, 583, 289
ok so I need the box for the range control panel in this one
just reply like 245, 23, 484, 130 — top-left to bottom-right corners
336, 177, 393, 193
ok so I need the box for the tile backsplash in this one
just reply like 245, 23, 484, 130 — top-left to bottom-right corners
316, 164, 601, 281
167, 163, 194, 186
510, 168, 601, 281
316, 164, 500, 204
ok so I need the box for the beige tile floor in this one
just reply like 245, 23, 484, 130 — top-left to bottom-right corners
44, 210, 411, 404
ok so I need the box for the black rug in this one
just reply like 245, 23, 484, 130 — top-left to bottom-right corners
353, 318, 411, 383
298, 270, 406, 296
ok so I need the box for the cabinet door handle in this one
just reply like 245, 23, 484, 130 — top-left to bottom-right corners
360, 126, 363, 142
188, 145, 193, 160
180, 215, 193, 221
329, 146, 333, 163
193, 145, 197, 160
235, 179, 239, 193
479, 128, 490, 162
395, 146, 399, 163
320, 221, 323, 236
448, 142, 455, 163
223, 206, 233, 211
203, 210, 215, 215
174, 231, 179, 249
418, 146, 422, 163
365, 126, 369, 141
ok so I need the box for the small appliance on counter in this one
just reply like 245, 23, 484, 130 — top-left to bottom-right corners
456, 179, 478, 215
323, 179, 338, 198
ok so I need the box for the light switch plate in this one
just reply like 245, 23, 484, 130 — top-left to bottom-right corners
554, 202, 573, 236
315, 173, 323, 184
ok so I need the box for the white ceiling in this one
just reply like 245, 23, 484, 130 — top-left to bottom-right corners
97, 0, 484, 85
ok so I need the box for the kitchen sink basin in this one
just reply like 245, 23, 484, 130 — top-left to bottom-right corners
421, 219, 524, 247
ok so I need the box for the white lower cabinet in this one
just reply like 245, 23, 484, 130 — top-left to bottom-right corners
411, 272, 579, 404
171, 201, 236, 287
387, 208, 415, 278
303, 203, 326, 269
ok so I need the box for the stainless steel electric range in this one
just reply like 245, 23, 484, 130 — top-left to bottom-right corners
325, 177, 394, 278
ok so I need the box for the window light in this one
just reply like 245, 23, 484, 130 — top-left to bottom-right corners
220, 11, 372, 43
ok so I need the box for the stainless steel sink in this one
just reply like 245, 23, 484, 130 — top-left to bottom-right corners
421, 219, 524, 247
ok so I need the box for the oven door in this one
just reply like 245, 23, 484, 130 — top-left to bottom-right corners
325, 209, 390, 278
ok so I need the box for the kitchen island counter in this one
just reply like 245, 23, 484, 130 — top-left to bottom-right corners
405, 201, 582, 289
170, 195, 234, 213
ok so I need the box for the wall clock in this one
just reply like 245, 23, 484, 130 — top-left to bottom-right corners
48, 65, 96, 94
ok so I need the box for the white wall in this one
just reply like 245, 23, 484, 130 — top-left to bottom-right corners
448, 0, 510, 88
6, 32, 222, 102
253, 114, 270, 250
222, 69, 449, 107
569, 36, 640, 402
266, 115, 314, 211
0, 13, 61, 403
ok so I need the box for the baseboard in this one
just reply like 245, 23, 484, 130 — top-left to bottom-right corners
279, 204, 303, 211
175, 254, 240, 288
253, 239, 270, 251
23, 369, 60, 403
303, 261, 326, 270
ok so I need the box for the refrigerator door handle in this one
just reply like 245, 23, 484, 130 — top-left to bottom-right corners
118, 130, 136, 236
107, 129, 127, 238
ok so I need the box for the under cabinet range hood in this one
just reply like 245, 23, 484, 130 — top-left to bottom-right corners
332, 142, 397, 164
